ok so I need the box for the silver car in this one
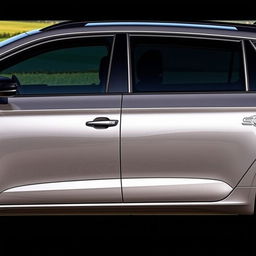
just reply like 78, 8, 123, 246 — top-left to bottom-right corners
0, 21, 256, 215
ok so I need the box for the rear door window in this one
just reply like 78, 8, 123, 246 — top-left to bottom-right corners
130, 36, 245, 93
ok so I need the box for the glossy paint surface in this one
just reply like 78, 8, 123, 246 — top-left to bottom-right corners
121, 94, 256, 202
122, 178, 232, 202
0, 96, 122, 204
1, 24, 256, 213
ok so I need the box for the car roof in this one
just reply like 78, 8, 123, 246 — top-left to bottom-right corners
1, 20, 256, 57
40, 20, 256, 33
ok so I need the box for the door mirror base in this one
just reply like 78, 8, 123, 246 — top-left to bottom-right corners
0, 76, 18, 104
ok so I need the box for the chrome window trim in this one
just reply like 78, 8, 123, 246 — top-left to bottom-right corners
242, 40, 249, 91
128, 33, 241, 42
1, 30, 256, 59
0, 34, 115, 62
126, 34, 132, 93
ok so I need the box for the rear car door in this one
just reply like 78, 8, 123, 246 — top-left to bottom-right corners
0, 34, 122, 204
121, 34, 256, 202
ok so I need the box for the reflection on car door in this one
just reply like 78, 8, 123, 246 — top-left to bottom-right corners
0, 35, 122, 205
121, 35, 256, 203
0, 95, 122, 204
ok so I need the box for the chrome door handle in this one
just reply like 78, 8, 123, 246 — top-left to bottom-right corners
86, 117, 118, 129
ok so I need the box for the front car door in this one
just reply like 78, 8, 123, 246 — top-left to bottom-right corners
0, 34, 123, 204
121, 34, 256, 203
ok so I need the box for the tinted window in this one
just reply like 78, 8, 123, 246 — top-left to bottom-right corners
245, 40, 256, 91
0, 37, 113, 95
130, 36, 245, 92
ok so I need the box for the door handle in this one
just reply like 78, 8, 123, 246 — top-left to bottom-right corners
86, 117, 118, 129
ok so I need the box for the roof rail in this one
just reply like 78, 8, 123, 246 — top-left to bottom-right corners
41, 20, 241, 32
85, 21, 237, 30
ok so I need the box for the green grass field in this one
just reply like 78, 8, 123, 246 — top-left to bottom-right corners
0, 20, 57, 41
2, 72, 99, 85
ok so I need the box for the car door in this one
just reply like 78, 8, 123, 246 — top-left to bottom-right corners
0, 34, 123, 204
121, 34, 256, 202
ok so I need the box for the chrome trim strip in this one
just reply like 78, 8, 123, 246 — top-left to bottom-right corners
0, 30, 40, 48
0, 201, 245, 209
85, 22, 238, 31
126, 34, 132, 93
106, 35, 116, 92
122, 178, 229, 187
242, 40, 249, 91
129, 33, 241, 42
3, 178, 232, 193
0, 34, 115, 61
4, 179, 120, 193
0, 89, 16, 93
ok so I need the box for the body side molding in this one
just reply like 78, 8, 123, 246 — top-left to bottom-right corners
2, 178, 232, 202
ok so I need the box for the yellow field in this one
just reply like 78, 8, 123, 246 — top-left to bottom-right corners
0, 20, 57, 41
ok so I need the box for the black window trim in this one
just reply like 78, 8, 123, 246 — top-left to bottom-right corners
127, 33, 249, 94
127, 33, 132, 93
249, 40, 256, 50
105, 35, 116, 92
107, 33, 129, 93
244, 39, 256, 92
0, 33, 117, 97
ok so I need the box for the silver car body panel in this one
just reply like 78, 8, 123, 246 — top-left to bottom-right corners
0, 95, 122, 204
122, 178, 232, 202
121, 94, 256, 203
1, 23, 256, 214
1, 95, 121, 110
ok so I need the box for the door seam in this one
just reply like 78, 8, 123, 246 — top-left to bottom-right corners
119, 94, 124, 202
